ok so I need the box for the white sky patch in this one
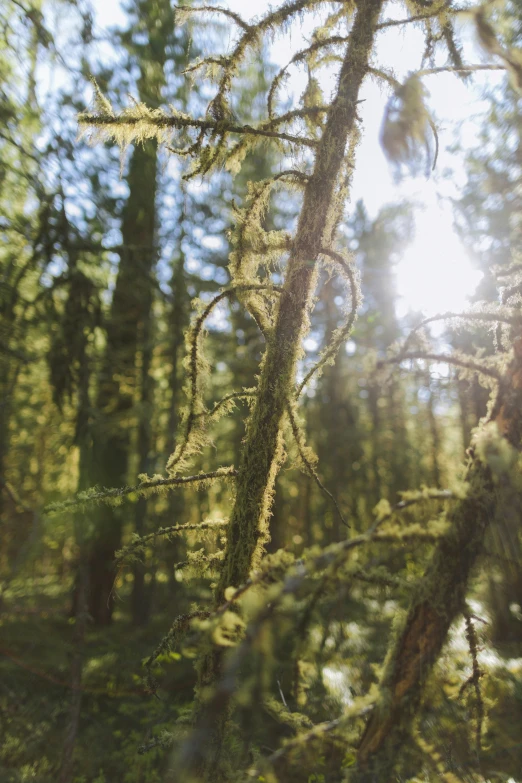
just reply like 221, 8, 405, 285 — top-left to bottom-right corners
322, 665, 355, 707
395, 201, 483, 317
346, 339, 357, 356
303, 337, 318, 352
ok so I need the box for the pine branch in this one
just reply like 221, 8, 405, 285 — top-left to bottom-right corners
43, 468, 237, 515
115, 520, 228, 566
79, 109, 319, 150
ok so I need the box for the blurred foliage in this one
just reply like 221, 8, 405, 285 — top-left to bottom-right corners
1, 0, 521, 781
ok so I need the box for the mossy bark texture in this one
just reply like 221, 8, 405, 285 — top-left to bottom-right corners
184, 1, 384, 778
351, 337, 522, 783
217, 0, 384, 601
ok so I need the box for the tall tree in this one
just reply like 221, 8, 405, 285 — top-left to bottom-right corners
453, 3, 522, 647
87, 0, 176, 624
78, 1, 522, 779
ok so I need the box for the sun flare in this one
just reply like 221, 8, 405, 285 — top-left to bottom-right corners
396, 208, 483, 319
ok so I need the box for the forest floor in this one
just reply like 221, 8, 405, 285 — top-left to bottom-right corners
0, 575, 195, 783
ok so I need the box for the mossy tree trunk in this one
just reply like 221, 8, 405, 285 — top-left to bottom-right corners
351, 336, 522, 782
184, 0, 385, 776
216, 0, 384, 601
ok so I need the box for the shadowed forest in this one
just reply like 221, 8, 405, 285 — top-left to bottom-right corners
1, 0, 522, 781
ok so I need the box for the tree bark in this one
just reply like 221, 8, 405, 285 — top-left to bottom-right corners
87, 0, 176, 624
216, 0, 384, 601
180, 1, 385, 777
131, 279, 154, 626
88, 112, 160, 627
351, 336, 522, 782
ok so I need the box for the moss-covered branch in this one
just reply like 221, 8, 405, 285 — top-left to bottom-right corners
79, 106, 318, 151
43, 467, 237, 515
381, 350, 502, 383
215, 0, 385, 604
166, 284, 283, 475
350, 337, 522, 782
115, 519, 228, 567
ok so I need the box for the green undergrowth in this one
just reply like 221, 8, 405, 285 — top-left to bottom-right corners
0, 578, 197, 783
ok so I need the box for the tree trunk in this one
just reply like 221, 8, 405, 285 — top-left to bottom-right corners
131, 288, 154, 626
180, 1, 385, 776
216, 0, 384, 600
59, 328, 92, 783
88, 139, 159, 625
351, 336, 522, 782
87, 0, 174, 624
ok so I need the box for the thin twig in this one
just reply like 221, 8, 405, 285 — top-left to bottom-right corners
43, 468, 238, 515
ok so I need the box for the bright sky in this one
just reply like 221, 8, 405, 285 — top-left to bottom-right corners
90, 0, 504, 317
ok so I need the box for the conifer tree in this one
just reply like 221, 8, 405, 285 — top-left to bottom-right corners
454, 3, 522, 648
87, 0, 176, 624
75, 0, 522, 779
0, 1, 44, 521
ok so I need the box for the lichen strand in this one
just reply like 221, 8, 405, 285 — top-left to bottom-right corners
216, 0, 385, 604
350, 336, 522, 783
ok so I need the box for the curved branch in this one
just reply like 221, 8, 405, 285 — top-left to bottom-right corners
268, 37, 349, 117
286, 400, 349, 528
297, 247, 361, 396
402, 309, 522, 354
382, 351, 502, 382
178, 4, 251, 31
197, 390, 256, 421
44, 468, 238, 516
167, 284, 283, 474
